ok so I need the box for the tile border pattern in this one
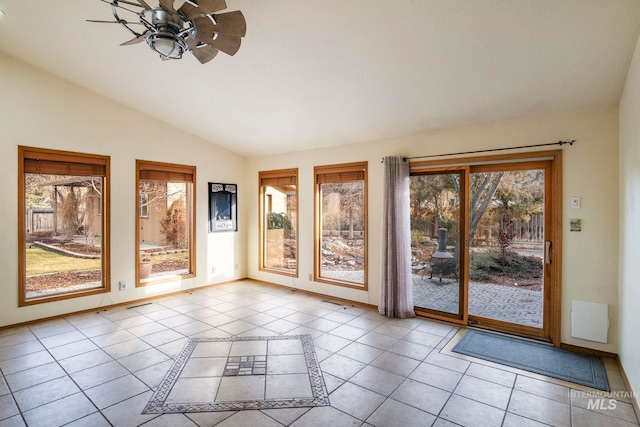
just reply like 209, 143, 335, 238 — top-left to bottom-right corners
143, 335, 329, 413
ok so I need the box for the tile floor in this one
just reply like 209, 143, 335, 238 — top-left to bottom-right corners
0, 279, 637, 427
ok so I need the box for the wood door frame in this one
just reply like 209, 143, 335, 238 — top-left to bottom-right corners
411, 150, 562, 346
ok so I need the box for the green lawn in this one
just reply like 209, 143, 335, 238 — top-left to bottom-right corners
26, 247, 101, 276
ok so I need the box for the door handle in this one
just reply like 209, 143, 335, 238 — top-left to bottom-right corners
545, 241, 551, 264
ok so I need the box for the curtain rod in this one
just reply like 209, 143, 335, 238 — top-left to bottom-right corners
381, 140, 575, 163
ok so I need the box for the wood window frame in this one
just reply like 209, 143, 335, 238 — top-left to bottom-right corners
314, 161, 368, 290
18, 146, 111, 306
258, 168, 299, 277
136, 159, 196, 287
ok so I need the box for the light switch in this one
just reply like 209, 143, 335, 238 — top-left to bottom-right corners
570, 197, 581, 209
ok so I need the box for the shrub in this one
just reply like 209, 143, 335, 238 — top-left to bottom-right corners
160, 198, 187, 248
469, 249, 542, 282
267, 212, 291, 230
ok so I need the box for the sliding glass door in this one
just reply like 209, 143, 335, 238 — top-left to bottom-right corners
410, 168, 467, 321
410, 152, 561, 344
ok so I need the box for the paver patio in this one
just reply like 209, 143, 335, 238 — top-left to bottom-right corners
413, 275, 543, 327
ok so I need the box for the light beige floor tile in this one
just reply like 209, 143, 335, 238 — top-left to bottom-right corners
181, 357, 227, 377
64, 412, 111, 427
166, 377, 220, 403
329, 381, 386, 421
4, 362, 66, 392
260, 407, 311, 425
118, 348, 171, 372
329, 324, 368, 341
349, 365, 404, 396
0, 339, 44, 362
440, 394, 505, 427
0, 351, 55, 375
48, 338, 99, 360
572, 406, 640, 427
140, 329, 185, 347
267, 338, 304, 355
508, 389, 570, 426
142, 413, 200, 426
290, 406, 362, 427
262, 319, 299, 334
320, 353, 366, 380
85, 374, 150, 409
219, 320, 258, 335
410, 362, 463, 392
465, 362, 517, 387
387, 339, 434, 360
371, 351, 420, 377
502, 412, 550, 427
216, 375, 266, 402
134, 359, 175, 390
228, 340, 267, 356
102, 337, 152, 359
515, 375, 571, 404
22, 392, 97, 427
185, 411, 236, 426
217, 409, 284, 427
101, 390, 158, 427
356, 331, 400, 350
267, 354, 308, 374
390, 378, 451, 416
0, 393, 20, 420
425, 351, 471, 373
337, 342, 383, 364
454, 375, 512, 410
69, 360, 130, 390
265, 373, 313, 399
367, 398, 437, 427
191, 340, 232, 358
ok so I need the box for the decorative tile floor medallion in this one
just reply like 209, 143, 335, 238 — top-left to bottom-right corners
143, 335, 330, 413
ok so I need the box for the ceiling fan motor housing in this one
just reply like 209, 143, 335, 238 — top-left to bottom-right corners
147, 8, 187, 59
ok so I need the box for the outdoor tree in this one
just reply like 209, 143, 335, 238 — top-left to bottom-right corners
321, 181, 364, 239
469, 172, 504, 244
160, 197, 187, 248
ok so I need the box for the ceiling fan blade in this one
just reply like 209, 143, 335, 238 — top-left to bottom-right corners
211, 11, 246, 37
87, 19, 141, 25
195, 0, 228, 14
191, 44, 219, 64
179, 0, 227, 20
136, 0, 151, 8
209, 33, 241, 56
159, 0, 175, 12
185, 38, 219, 64
120, 32, 148, 45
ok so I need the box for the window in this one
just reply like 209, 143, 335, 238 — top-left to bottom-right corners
136, 160, 196, 285
314, 162, 367, 289
139, 194, 149, 218
259, 168, 298, 276
18, 146, 110, 306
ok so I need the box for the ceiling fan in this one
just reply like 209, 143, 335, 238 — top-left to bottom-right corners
89, 0, 246, 64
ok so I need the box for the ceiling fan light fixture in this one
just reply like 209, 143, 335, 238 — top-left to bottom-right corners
92, 0, 245, 64
147, 32, 186, 59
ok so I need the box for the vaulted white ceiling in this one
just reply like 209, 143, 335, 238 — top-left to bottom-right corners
1, 1, 639, 157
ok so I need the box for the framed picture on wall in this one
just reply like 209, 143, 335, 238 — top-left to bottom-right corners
209, 183, 237, 232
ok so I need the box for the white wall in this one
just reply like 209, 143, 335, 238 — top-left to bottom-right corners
0, 53, 247, 327
619, 35, 640, 403
247, 107, 620, 353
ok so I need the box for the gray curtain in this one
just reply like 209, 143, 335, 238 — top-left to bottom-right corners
379, 156, 415, 318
